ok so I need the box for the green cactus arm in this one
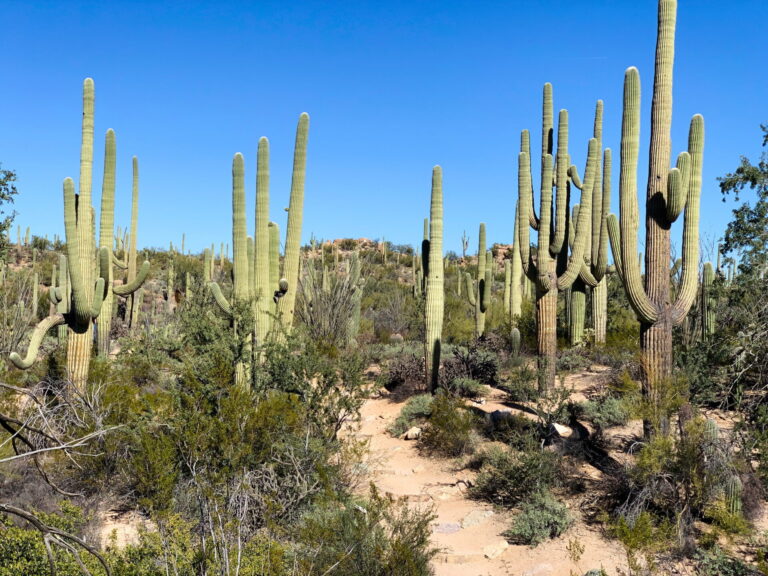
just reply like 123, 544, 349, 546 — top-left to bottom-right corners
112, 253, 127, 270
666, 151, 690, 222
98, 129, 116, 252
503, 259, 511, 314
208, 282, 233, 316
90, 277, 106, 319
10, 314, 67, 369
607, 214, 625, 284
113, 260, 150, 296
63, 178, 92, 329
593, 148, 612, 281
618, 67, 658, 323
537, 153, 555, 292
254, 137, 272, 343
558, 138, 598, 290
232, 153, 250, 304
276, 113, 309, 327
671, 114, 704, 326
589, 101, 605, 265
465, 273, 476, 306
568, 205, 579, 251
521, 130, 540, 231
517, 150, 538, 281
480, 266, 491, 313
551, 109, 570, 254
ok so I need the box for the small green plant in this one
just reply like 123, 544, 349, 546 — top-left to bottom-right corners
575, 396, 630, 429
469, 443, 561, 507
504, 490, 572, 546
444, 377, 485, 398
419, 392, 477, 457
388, 394, 434, 437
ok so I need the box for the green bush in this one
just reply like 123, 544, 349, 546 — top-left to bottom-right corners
419, 392, 477, 457
575, 396, 629, 429
469, 444, 561, 507
503, 490, 572, 546
295, 485, 437, 576
388, 394, 433, 437
444, 377, 485, 398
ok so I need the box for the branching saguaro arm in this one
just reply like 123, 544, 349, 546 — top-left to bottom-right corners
607, 0, 704, 433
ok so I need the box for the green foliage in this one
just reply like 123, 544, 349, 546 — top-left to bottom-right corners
575, 396, 629, 429
694, 546, 764, 576
469, 443, 561, 507
388, 394, 433, 437
0, 165, 18, 262
503, 490, 572, 546
610, 511, 674, 575
419, 392, 477, 457
295, 485, 438, 576
443, 377, 485, 399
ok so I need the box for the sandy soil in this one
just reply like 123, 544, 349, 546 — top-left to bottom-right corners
356, 367, 631, 576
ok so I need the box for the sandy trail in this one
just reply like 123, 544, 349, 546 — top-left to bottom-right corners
355, 369, 630, 576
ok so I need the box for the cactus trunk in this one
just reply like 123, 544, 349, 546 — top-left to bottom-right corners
425, 167, 444, 392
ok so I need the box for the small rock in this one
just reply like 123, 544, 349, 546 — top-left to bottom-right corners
552, 422, 573, 437
461, 509, 494, 528
483, 540, 509, 559
433, 522, 461, 534
403, 426, 422, 440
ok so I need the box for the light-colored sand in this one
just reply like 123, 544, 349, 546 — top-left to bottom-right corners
355, 375, 630, 576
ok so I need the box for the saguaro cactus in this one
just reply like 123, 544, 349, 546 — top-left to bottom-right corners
276, 113, 309, 331
424, 166, 444, 392
607, 0, 703, 433
701, 262, 716, 339
10, 79, 109, 389
96, 131, 149, 357
518, 84, 601, 390
465, 223, 490, 337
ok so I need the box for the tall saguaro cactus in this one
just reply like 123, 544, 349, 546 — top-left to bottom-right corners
11, 79, 108, 389
424, 166, 444, 392
518, 83, 601, 390
96, 131, 149, 357
465, 223, 490, 337
276, 113, 310, 330
607, 0, 703, 433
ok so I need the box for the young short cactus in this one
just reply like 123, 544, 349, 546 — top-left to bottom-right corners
701, 262, 716, 338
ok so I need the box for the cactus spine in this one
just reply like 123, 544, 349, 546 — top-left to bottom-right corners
276, 113, 309, 330
607, 0, 704, 434
425, 166, 444, 392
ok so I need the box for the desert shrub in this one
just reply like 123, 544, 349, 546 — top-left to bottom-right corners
449, 343, 500, 387
500, 363, 539, 402
503, 490, 572, 546
444, 377, 485, 398
419, 392, 477, 457
388, 394, 433, 437
378, 352, 425, 392
469, 444, 561, 507
480, 410, 537, 445
295, 485, 438, 576
574, 396, 629, 429
609, 511, 675, 575
694, 546, 764, 576
557, 347, 591, 373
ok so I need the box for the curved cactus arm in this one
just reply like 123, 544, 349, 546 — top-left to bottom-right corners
63, 177, 92, 330
594, 147, 612, 279
520, 130, 540, 231
10, 314, 67, 369
208, 282, 233, 316
671, 114, 704, 326
90, 277, 105, 319
113, 260, 150, 296
557, 138, 598, 290
465, 273, 476, 306
480, 266, 491, 313
665, 151, 690, 223
49, 286, 62, 306
112, 253, 128, 270
517, 150, 538, 281
607, 214, 625, 285
618, 67, 658, 324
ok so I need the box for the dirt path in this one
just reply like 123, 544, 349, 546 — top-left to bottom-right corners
355, 370, 630, 576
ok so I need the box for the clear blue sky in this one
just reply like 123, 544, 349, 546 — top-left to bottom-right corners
2, 0, 766, 259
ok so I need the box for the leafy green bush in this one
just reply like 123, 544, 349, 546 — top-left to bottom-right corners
469, 444, 561, 507
503, 490, 572, 546
419, 392, 477, 457
575, 396, 629, 429
388, 394, 433, 437
694, 546, 763, 576
295, 485, 437, 576
444, 377, 485, 398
